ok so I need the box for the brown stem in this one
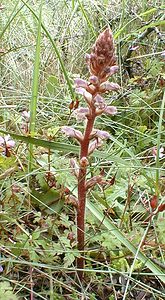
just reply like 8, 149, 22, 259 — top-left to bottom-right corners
77, 108, 96, 280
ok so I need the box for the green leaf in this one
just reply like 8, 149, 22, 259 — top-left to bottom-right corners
28, 1, 42, 172
0, 156, 16, 171
64, 252, 76, 268
32, 188, 64, 214
0, 282, 18, 300
87, 200, 165, 284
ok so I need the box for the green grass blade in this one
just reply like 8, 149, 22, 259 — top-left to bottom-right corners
0, 1, 24, 39
20, 0, 75, 100
77, 0, 96, 37
87, 200, 165, 284
0, 129, 132, 165
28, 1, 42, 172
114, 6, 165, 39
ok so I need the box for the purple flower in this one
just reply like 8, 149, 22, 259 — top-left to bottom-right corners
0, 265, 3, 272
75, 84, 93, 105
88, 138, 103, 155
74, 78, 88, 88
129, 45, 139, 51
104, 106, 117, 115
99, 81, 120, 92
152, 146, 164, 159
75, 87, 86, 95
109, 65, 119, 75
85, 53, 91, 64
74, 107, 89, 122
61, 126, 83, 142
94, 94, 105, 109
83, 90, 93, 104
89, 75, 99, 85
0, 135, 15, 148
91, 129, 110, 140
100, 65, 119, 79
22, 110, 30, 121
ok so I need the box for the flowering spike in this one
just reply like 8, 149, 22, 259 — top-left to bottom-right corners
87, 28, 117, 78
68, 28, 119, 277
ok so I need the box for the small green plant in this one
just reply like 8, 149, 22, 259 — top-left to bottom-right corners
0, 281, 18, 300
62, 28, 120, 279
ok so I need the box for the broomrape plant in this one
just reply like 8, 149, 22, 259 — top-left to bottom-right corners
62, 28, 120, 279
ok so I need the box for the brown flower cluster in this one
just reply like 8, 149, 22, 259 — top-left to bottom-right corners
62, 28, 119, 147
87, 28, 117, 80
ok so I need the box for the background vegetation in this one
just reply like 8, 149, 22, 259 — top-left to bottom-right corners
0, 0, 165, 299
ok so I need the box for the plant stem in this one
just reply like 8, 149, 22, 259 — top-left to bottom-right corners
77, 109, 96, 279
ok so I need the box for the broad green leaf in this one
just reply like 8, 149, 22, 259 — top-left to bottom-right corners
32, 188, 64, 214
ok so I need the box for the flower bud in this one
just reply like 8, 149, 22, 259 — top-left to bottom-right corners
158, 203, 165, 212
89, 75, 99, 85
88, 138, 103, 155
86, 175, 102, 190
79, 157, 89, 167
150, 195, 158, 211
70, 158, 79, 177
